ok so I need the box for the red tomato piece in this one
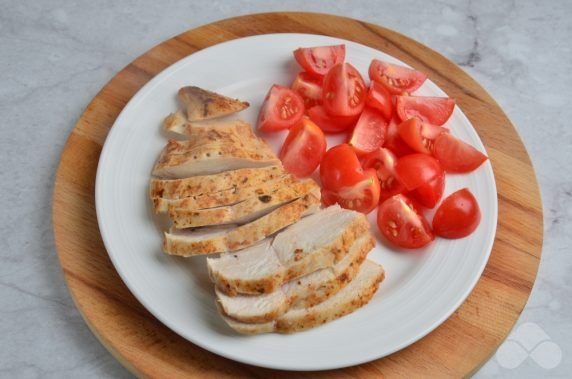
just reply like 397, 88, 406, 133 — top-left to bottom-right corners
279, 118, 326, 177
385, 117, 416, 157
411, 172, 445, 208
291, 72, 323, 109
396, 96, 455, 126
323, 63, 367, 117
433, 188, 481, 238
349, 107, 388, 156
366, 81, 393, 121
432, 133, 488, 173
395, 153, 443, 191
368, 60, 427, 95
293, 44, 346, 78
322, 170, 380, 214
377, 194, 434, 249
361, 148, 406, 201
397, 118, 449, 154
257, 85, 305, 132
307, 105, 358, 133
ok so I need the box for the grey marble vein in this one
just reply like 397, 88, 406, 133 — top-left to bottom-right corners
1, 0, 570, 378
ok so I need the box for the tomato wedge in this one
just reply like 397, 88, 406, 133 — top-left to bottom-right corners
257, 85, 305, 132
411, 172, 445, 208
368, 60, 427, 95
366, 81, 393, 121
385, 117, 415, 157
320, 144, 380, 213
307, 105, 358, 133
396, 96, 455, 126
395, 154, 443, 191
323, 63, 367, 117
279, 118, 326, 177
361, 148, 406, 201
433, 188, 481, 238
291, 72, 323, 109
293, 44, 346, 78
349, 107, 388, 156
432, 133, 488, 173
377, 194, 434, 249
397, 118, 449, 154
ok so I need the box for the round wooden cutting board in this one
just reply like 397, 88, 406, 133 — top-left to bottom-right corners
53, 12, 543, 378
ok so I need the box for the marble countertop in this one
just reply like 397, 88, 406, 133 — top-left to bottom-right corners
1, 1, 570, 377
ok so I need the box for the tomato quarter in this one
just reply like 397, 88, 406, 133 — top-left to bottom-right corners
395, 153, 443, 191
368, 60, 427, 95
293, 44, 346, 78
349, 107, 388, 156
366, 81, 393, 121
323, 63, 367, 117
279, 117, 326, 177
291, 72, 323, 109
432, 188, 481, 238
397, 118, 449, 154
396, 96, 455, 126
411, 172, 445, 208
361, 148, 406, 201
385, 117, 416, 157
432, 133, 488, 173
257, 85, 305, 132
307, 105, 358, 133
377, 194, 434, 249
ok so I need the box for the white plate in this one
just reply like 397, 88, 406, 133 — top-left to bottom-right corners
96, 33, 497, 371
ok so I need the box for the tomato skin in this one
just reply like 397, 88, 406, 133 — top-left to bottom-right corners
323, 63, 367, 117
411, 172, 445, 208
432, 133, 488, 173
397, 118, 449, 154
377, 194, 434, 249
396, 96, 456, 126
349, 107, 388, 156
366, 81, 393, 121
291, 72, 323, 109
368, 60, 427, 95
433, 188, 481, 238
385, 117, 416, 157
293, 44, 346, 78
307, 105, 358, 133
258, 85, 305, 132
361, 148, 406, 201
279, 118, 326, 177
395, 154, 444, 191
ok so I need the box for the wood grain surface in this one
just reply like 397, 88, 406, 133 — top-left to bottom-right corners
52, 12, 543, 378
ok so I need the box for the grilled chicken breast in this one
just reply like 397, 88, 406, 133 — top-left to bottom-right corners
208, 205, 370, 296
218, 260, 385, 334
163, 193, 321, 256
163, 110, 252, 137
215, 234, 374, 323
178, 86, 249, 121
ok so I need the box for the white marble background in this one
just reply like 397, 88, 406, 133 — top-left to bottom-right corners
1, 0, 570, 377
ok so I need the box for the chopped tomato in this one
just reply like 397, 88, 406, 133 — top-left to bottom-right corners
433, 188, 481, 238
395, 154, 443, 191
293, 44, 346, 78
368, 60, 427, 95
366, 81, 393, 121
257, 85, 305, 132
320, 144, 380, 213
361, 148, 406, 201
291, 72, 323, 109
385, 117, 415, 157
396, 96, 455, 126
432, 133, 488, 173
323, 63, 367, 117
279, 118, 326, 177
411, 172, 445, 208
307, 105, 358, 133
397, 118, 449, 154
349, 107, 388, 156
377, 194, 434, 249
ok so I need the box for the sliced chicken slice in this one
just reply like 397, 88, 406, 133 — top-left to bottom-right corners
169, 179, 319, 228
152, 138, 280, 178
178, 86, 249, 121
219, 260, 385, 334
150, 165, 284, 200
163, 193, 321, 256
215, 234, 374, 323
208, 205, 370, 296
152, 174, 296, 213
163, 111, 254, 138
